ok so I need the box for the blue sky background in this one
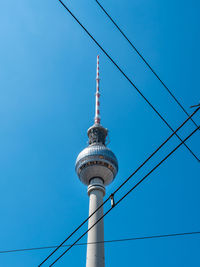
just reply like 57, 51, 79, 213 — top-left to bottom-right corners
0, 0, 199, 266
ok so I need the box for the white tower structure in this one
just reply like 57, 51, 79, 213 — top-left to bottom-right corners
75, 56, 118, 267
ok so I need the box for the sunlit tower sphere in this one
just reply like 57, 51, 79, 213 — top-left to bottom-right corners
75, 126, 118, 186
75, 56, 118, 267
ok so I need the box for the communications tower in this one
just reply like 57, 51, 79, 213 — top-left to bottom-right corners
75, 56, 118, 267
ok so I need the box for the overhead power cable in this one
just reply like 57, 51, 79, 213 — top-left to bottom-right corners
191, 103, 200, 108
48, 123, 200, 265
57, 0, 199, 162
2, 231, 200, 254
39, 106, 200, 266
95, 0, 199, 129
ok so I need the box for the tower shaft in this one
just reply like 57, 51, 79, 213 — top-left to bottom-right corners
86, 178, 105, 267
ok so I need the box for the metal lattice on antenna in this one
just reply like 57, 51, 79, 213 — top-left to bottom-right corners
95, 55, 101, 125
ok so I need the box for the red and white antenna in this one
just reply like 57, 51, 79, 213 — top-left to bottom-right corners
95, 55, 101, 125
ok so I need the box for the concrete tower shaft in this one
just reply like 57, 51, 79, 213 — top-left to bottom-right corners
86, 178, 105, 267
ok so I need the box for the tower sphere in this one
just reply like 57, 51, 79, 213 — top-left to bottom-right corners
75, 142, 118, 186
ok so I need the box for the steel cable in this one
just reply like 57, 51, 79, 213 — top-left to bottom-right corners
95, 0, 199, 129
56, 0, 199, 162
39, 106, 200, 266
49, 121, 200, 265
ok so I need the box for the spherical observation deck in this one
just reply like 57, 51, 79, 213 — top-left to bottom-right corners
75, 143, 118, 186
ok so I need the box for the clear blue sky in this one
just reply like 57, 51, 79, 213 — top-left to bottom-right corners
0, 0, 199, 266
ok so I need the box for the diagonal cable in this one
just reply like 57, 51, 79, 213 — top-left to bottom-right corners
49, 124, 200, 266
38, 106, 200, 266
57, 0, 199, 162
95, 0, 199, 129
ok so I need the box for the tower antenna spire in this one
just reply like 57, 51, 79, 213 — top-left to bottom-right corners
95, 55, 100, 125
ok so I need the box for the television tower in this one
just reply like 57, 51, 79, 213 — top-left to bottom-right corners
75, 56, 118, 267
